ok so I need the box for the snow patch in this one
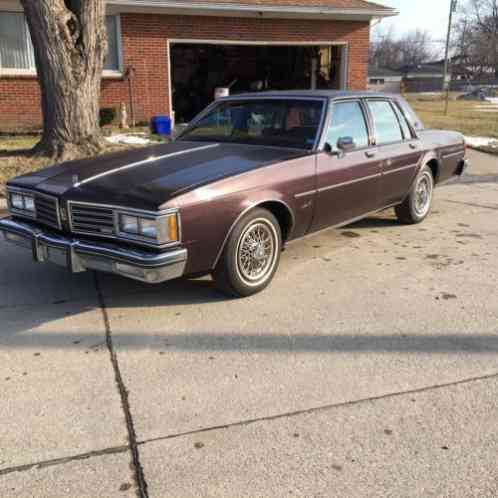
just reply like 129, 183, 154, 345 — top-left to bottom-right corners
106, 134, 152, 146
464, 136, 498, 150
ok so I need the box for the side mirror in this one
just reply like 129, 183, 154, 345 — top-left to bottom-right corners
337, 136, 356, 152
324, 136, 356, 157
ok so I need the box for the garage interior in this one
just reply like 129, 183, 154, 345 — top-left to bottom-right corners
170, 43, 346, 123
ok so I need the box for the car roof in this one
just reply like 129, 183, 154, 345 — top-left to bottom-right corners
220, 90, 399, 101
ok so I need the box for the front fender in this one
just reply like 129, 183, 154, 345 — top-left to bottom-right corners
174, 188, 298, 276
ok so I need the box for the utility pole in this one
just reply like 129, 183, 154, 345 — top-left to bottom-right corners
443, 0, 458, 115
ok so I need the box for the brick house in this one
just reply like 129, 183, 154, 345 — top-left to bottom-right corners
0, 0, 396, 129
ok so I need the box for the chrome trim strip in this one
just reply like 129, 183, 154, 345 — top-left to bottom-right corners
74, 143, 220, 187
318, 172, 382, 193
442, 151, 464, 159
382, 163, 418, 176
294, 189, 317, 199
296, 163, 418, 199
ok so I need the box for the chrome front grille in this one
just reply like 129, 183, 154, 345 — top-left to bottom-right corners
69, 203, 116, 237
34, 193, 61, 230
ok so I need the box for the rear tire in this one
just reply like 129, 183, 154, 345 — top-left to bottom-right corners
395, 165, 435, 224
213, 208, 282, 298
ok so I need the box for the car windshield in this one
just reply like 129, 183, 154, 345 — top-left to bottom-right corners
178, 99, 325, 150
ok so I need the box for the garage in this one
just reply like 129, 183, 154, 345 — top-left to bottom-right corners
170, 41, 347, 122
0, 0, 398, 129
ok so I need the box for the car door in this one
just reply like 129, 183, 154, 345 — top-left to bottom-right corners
311, 99, 383, 232
365, 99, 424, 207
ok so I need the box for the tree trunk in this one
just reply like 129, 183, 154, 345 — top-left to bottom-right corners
20, 0, 107, 161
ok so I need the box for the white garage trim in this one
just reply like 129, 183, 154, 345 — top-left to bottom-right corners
107, 1, 398, 21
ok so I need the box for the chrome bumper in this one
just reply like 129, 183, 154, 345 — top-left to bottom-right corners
0, 217, 187, 284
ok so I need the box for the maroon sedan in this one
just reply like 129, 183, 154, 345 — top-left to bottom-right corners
1, 91, 468, 297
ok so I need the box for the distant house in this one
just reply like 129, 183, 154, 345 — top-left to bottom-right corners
367, 65, 402, 93
401, 63, 447, 93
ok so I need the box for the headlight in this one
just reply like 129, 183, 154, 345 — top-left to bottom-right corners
120, 215, 139, 235
24, 196, 35, 212
118, 212, 179, 245
11, 193, 24, 210
9, 191, 35, 213
140, 219, 158, 239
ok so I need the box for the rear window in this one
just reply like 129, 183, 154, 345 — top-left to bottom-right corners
397, 98, 425, 131
367, 100, 403, 145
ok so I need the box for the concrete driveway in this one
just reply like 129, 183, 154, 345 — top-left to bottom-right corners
1, 150, 497, 497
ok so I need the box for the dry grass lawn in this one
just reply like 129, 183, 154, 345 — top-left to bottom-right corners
0, 135, 51, 197
406, 94, 498, 139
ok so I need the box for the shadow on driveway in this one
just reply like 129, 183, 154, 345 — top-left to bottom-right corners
0, 212, 493, 354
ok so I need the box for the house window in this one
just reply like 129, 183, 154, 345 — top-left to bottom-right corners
0, 12, 35, 70
0, 12, 121, 73
105, 15, 120, 71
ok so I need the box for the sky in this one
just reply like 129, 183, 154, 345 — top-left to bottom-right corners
373, 0, 453, 54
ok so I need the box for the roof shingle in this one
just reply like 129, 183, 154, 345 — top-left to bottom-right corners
115, 0, 394, 12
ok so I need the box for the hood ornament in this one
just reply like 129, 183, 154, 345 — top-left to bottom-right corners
72, 174, 79, 186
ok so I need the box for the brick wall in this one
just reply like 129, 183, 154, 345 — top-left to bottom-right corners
0, 13, 370, 130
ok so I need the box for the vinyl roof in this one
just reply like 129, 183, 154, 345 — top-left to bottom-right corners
220, 90, 399, 99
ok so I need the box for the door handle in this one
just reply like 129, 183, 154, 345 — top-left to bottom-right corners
365, 151, 376, 158
409, 143, 419, 150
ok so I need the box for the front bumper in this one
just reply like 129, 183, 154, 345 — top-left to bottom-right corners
0, 217, 187, 284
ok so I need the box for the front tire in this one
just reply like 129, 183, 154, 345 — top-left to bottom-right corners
395, 165, 435, 224
213, 208, 282, 297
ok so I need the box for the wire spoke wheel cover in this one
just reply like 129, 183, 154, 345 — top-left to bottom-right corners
414, 171, 433, 218
236, 219, 278, 286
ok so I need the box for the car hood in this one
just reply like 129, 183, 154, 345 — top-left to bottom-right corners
9, 141, 309, 210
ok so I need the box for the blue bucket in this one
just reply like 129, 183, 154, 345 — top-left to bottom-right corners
151, 115, 172, 136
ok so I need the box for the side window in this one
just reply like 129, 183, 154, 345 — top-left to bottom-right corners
367, 100, 404, 145
326, 101, 369, 151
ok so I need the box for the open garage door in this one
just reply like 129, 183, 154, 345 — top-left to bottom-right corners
170, 42, 347, 123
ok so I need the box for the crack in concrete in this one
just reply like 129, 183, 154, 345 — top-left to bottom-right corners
136, 371, 498, 447
94, 273, 149, 498
0, 445, 128, 477
442, 199, 498, 211
2, 371, 497, 479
